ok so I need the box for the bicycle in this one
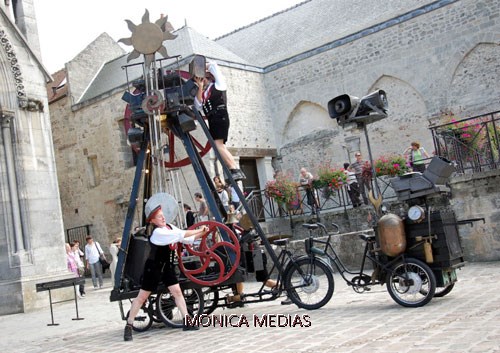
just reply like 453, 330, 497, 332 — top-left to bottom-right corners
234, 228, 335, 310
303, 222, 437, 307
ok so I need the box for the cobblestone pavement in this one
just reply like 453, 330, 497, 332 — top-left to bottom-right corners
1, 261, 499, 353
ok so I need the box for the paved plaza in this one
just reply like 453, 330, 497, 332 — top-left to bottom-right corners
1, 261, 499, 353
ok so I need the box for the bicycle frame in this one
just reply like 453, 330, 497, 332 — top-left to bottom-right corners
305, 223, 405, 290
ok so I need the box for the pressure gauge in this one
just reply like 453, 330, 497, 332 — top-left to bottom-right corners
408, 205, 425, 222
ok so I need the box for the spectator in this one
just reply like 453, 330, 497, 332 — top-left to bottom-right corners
84, 235, 104, 289
228, 183, 241, 210
184, 203, 196, 228
343, 163, 362, 208
213, 175, 225, 190
72, 240, 86, 297
194, 192, 209, 221
109, 237, 121, 288
66, 243, 78, 276
403, 141, 430, 173
350, 152, 372, 205
299, 167, 319, 214
217, 185, 230, 212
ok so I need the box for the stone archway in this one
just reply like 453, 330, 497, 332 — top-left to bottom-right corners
448, 42, 500, 115
366, 75, 430, 158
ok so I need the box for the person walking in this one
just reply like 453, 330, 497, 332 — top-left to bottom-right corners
84, 235, 104, 289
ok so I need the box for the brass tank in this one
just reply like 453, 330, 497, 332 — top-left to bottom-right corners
377, 213, 406, 257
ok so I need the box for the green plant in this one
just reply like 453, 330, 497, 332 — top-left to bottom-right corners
264, 174, 298, 205
374, 154, 410, 176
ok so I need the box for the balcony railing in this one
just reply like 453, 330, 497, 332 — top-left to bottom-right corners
430, 111, 500, 174
244, 180, 398, 221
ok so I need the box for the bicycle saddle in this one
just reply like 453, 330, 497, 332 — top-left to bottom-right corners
272, 239, 289, 246
302, 223, 319, 230
358, 233, 376, 242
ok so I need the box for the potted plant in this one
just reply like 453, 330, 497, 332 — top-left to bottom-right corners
264, 174, 298, 207
373, 154, 411, 177
313, 164, 347, 198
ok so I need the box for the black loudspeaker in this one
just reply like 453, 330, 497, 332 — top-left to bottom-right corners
327, 94, 360, 124
124, 236, 150, 289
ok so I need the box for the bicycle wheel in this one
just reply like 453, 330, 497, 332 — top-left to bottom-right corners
202, 287, 219, 315
284, 257, 334, 310
386, 257, 436, 307
434, 283, 455, 297
155, 287, 204, 328
126, 304, 153, 332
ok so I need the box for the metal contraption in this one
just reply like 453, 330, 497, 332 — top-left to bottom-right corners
388, 156, 484, 289
109, 10, 336, 331
327, 91, 483, 304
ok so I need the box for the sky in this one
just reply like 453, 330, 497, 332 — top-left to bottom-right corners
34, 0, 303, 73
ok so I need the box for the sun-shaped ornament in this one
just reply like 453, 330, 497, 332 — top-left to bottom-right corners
118, 9, 177, 68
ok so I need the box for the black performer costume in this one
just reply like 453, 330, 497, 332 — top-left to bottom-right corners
141, 224, 196, 291
201, 84, 229, 143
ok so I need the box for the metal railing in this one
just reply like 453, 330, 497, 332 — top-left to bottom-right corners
245, 181, 398, 221
430, 111, 500, 174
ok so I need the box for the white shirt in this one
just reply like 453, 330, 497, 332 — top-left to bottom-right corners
218, 189, 229, 207
345, 170, 357, 185
150, 224, 196, 246
73, 249, 84, 268
85, 241, 104, 265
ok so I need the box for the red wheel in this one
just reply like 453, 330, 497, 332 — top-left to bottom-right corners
162, 127, 211, 168
177, 221, 241, 286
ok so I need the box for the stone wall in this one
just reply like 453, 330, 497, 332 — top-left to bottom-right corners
261, 0, 500, 174
449, 169, 500, 261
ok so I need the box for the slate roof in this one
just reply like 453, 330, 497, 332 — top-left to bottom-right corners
215, 0, 437, 68
78, 26, 250, 103
78, 0, 441, 104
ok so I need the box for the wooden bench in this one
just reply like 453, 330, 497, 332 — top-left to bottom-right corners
36, 277, 85, 326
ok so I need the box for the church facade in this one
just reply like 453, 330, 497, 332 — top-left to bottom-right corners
0, 0, 69, 314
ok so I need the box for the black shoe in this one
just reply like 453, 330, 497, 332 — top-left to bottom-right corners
281, 298, 293, 305
227, 300, 245, 309
124, 323, 133, 341
183, 323, 200, 331
230, 169, 246, 181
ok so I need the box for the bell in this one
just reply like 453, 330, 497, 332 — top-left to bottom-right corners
226, 212, 239, 224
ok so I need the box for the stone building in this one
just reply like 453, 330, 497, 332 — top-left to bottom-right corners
48, 0, 499, 259
0, 0, 69, 314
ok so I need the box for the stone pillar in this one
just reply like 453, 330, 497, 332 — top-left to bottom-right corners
0, 109, 25, 253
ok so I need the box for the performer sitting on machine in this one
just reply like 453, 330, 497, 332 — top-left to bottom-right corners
124, 203, 209, 341
193, 61, 246, 181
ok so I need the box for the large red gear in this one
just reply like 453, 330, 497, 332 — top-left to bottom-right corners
177, 221, 241, 286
